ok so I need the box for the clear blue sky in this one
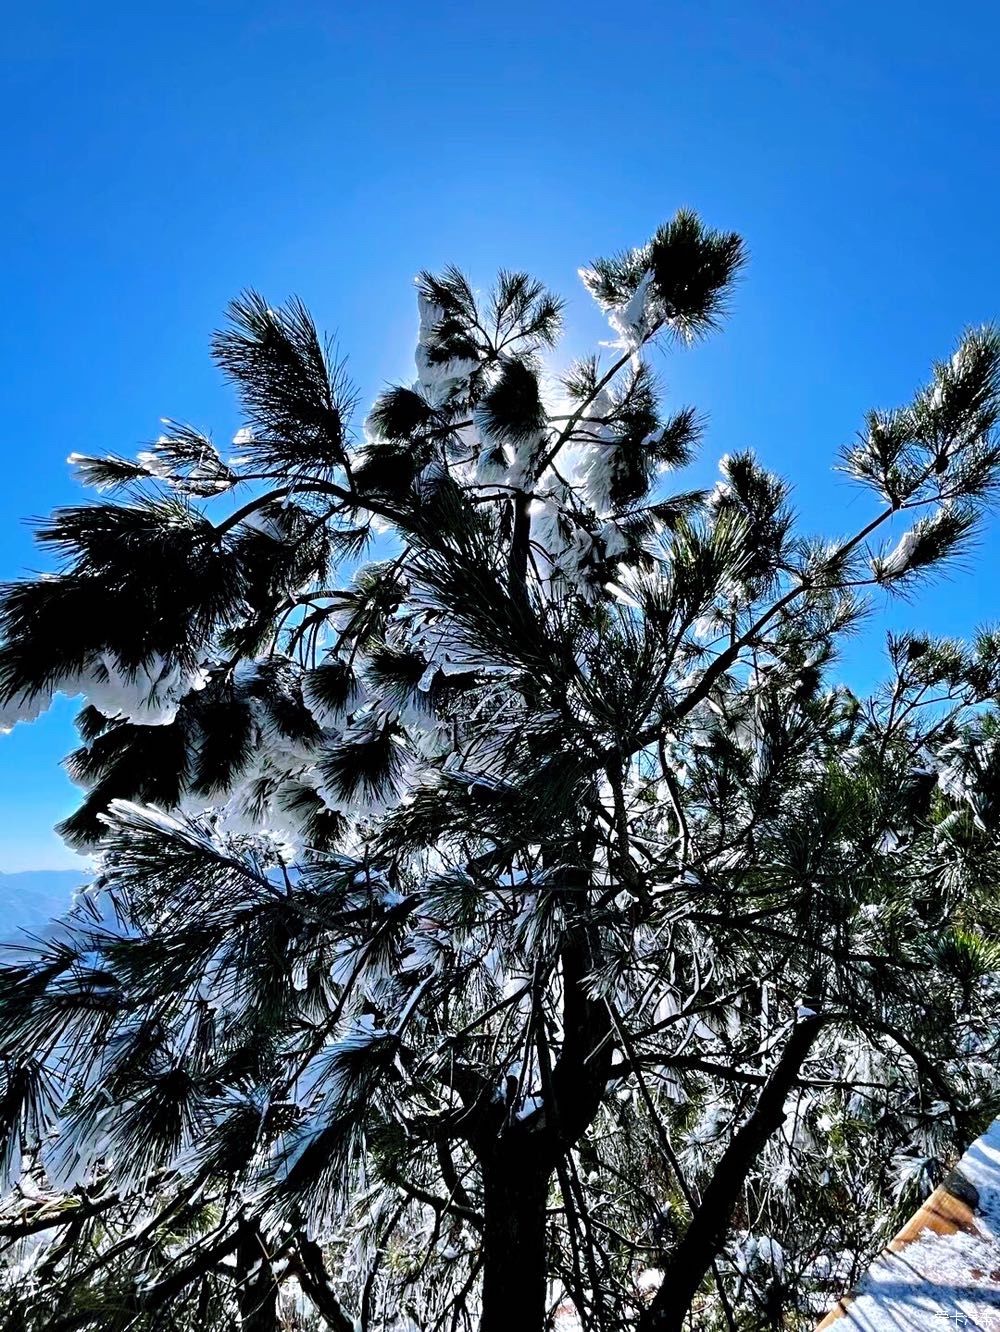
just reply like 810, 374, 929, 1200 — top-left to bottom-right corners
3, 0, 1000, 870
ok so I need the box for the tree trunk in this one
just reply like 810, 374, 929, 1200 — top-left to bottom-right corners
480, 1145, 551, 1332
296, 1236, 354, 1332
236, 1219, 279, 1332
639, 1016, 826, 1332
508, 490, 532, 597
472, 914, 611, 1332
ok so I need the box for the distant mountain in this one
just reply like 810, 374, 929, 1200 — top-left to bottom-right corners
0, 869, 88, 940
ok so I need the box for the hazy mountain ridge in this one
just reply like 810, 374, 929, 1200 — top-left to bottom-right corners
0, 869, 88, 938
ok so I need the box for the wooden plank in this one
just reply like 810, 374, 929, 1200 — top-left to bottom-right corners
813, 1173, 982, 1328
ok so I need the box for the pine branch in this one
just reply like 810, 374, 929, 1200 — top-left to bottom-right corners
638, 1015, 828, 1332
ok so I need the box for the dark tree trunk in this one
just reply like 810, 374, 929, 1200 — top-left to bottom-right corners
469, 910, 612, 1332
295, 1236, 354, 1332
508, 490, 532, 598
480, 1144, 552, 1332
639, 1016, 826, 1332
236, 1219, 279, 1332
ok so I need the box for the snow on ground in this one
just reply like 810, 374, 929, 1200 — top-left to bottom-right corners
818, 1119, 1000, 1330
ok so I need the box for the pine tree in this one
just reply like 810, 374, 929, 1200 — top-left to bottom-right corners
2, 211, 1000, 1331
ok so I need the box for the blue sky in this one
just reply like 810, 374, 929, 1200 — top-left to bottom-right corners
2, 0, 1000, 870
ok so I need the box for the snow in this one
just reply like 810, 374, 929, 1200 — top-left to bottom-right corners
416, 662, 438, 693
2, 651, 208, 735
735, 1233, 786, 1281
302, 660, 366, 729
514, 1094, 545, 1122
600, 520, 629, 558
605, 268, 654, 353
102, 798, 216, 853
135, 447, 174, 479
406, 609, 507, 682
578, 264, 655, 356
692, 613, 722, 642
574, 389, 618, 514
240, 508, 286, 540
820, 1117, 1000, 1329
0, 686, 55, 734
637, 1267, 664, 1295
81, 652, 209, 726
879, 529, 920, 578
414, 292, 478, 406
